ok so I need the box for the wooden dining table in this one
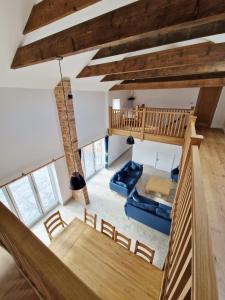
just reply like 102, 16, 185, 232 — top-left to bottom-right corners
49, 218, 163, 300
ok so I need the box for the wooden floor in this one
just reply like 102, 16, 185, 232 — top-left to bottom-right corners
198, 128, 225, 300
0, 247, 40, 300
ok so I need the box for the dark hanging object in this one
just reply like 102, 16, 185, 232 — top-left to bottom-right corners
128, 96, 135, 101
126, 136, 135, 145
70, 172, 86, 190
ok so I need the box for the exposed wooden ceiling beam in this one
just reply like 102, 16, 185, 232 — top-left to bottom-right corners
78, 42, 225, 78
94, 19, 225, 60
110, 78, 225, 90
12, 0, 225, 69
101, 62, 225, 81
124, 72, 225, 83
23, 0, 100, 34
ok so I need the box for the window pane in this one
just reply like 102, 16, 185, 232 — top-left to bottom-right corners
94, 140, 104, 171
9, 177, 41, 226
0, 189, 10, 210
32, 167, 58, 213
83, 144, 95, 179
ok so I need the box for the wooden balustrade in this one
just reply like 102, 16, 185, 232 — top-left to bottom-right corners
160, 118, 217, 300
109, 107, 192, 142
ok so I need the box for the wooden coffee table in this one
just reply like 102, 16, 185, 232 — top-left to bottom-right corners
145, 176, 172, 197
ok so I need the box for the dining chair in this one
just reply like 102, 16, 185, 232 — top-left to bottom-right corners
84, 208, 97, 229
101, 219, 115, 239
114, 231, 131, 250
134, 240, 155, 264
44, 210, 67, 241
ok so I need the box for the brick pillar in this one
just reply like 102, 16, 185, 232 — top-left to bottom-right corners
54, 78, 89, 205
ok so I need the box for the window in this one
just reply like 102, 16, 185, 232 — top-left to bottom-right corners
94, 139, 104, 171
82, 144, 95, 178
82, 139, 105, 180
32, 166, 58, 213
0, 164, 59, 227
112, 98, 120, 109
9, 177, 42, 227
0, 188, 10, 209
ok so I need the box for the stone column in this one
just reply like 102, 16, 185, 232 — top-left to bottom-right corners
54, 78, 89, 205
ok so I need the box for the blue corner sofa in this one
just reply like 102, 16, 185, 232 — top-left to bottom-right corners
171, 167, 179, 182
109, 160, 143, 197
124, 189, 172, 235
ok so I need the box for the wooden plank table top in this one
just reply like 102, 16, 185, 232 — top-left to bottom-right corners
49, 218, 163, 300
145, 176, 172, 197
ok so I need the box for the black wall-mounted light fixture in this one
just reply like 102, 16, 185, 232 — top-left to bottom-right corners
128, 90, 135, 101
57, 57, 86, 191
126, 136, 135, 145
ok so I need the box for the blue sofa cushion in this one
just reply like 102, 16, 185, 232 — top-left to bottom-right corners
159, 203, 172, 212
131, 188, 157, 205
127, 197, 156, 213
126, 178, 136, 188
129, 162, 141, 172
128, 189, 158, 213
155, 207, 171, 220
114, 180, 127, 188
132, 189, 140, 202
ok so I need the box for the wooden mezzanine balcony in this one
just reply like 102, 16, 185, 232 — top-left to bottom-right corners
108, 106, 195, 145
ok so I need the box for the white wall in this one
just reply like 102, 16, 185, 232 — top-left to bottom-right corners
73, 90, 107, 148
132, 89, 199, 109
54, 158, 71, 204
0, 87, 71, 203
212, 88, 225, 129
108, 90, 130, 108
108, 135, 130, 165
132, 140, 182, 172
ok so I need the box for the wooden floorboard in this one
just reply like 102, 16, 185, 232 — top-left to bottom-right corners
198, 128, 225, 300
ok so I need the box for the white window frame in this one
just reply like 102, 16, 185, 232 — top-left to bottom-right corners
0, 163, 60, 228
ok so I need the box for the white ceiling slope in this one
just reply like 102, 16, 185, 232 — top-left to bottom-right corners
0, 0, 136, 91
1, 0, 225, 91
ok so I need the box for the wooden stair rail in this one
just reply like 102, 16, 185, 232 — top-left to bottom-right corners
160, 119, 217, 299
0, 203, 100, 300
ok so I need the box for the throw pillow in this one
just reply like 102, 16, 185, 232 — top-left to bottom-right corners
121, 170, 128, 177
132, 188, 139, 201
117, 174, 121, 181
130, 162, 138, 171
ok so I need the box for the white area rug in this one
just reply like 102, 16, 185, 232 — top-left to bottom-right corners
32, 149, 175, 269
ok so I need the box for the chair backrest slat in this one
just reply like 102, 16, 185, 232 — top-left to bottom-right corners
44, 211, 67, 241
114, 231, 131, 250
101, 219, 115, 239
84, 208, 97, 229
134, 240, 155, 264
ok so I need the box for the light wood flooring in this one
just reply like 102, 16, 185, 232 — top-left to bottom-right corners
198, 128, 225, 300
